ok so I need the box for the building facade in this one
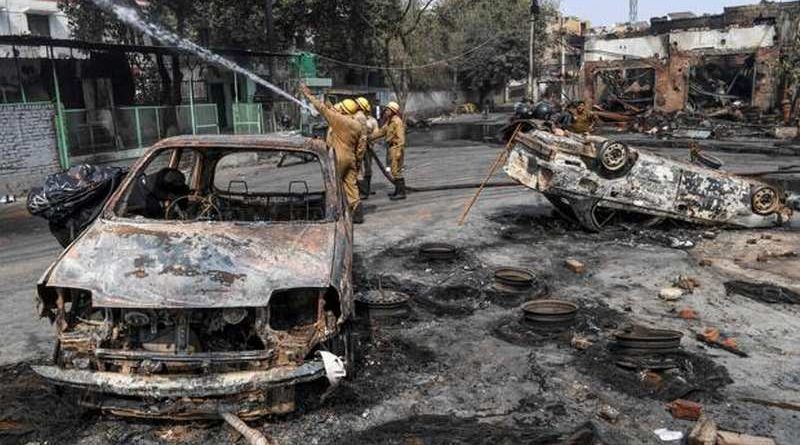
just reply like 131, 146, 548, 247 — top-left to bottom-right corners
582, 2, 800, 113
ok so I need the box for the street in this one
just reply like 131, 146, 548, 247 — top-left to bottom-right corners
1, 132, 799, 444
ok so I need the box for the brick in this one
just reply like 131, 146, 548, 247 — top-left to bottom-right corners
688, 416, 717, 445
565, 259, 586, 274
666, 399, 703, 420
717, 431, 776, 445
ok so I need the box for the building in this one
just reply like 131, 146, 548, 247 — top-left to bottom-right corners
582, 1, 800, 113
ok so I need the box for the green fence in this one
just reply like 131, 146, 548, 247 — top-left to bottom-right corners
63, 103, 221, 157
233, 103, 263, 134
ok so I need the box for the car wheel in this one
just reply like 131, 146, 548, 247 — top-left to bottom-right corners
599, 141, 630, 171
751, 185, 781, 215
597, 141, 633, 178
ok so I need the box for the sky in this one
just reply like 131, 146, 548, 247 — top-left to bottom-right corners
559, 0, 790, 26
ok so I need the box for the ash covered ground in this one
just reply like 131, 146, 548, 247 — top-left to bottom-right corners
1, 135, 799, 444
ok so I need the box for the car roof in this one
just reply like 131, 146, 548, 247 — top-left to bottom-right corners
150, 134, 328, 157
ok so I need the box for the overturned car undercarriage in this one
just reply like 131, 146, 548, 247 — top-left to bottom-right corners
504, 126, 797, 231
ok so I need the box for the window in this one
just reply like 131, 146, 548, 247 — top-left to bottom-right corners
115, 148, 199, 220
26, 14, 51, 37
114, 147, 328, 223
213, 150, 327, 222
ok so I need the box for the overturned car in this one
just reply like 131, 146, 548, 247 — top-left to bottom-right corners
504, 128, 795, 231
33, 135, 354, 419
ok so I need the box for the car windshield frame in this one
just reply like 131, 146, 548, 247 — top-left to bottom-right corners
105, 143, 340, 225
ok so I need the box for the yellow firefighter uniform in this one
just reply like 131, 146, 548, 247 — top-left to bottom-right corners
373, 114, 406, 180
301, 90, 363, 211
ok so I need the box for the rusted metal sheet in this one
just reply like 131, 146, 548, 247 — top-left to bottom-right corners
46, 220, 337, 308
505, 129, 792, 229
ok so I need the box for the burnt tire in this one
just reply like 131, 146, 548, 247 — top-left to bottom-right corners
596, 140, 633, 178
751, 185, 782, 216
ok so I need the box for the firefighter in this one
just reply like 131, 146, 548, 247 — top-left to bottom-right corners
354, 97, 379, 199
299, 84, 366, 223
371, 101, 406, 200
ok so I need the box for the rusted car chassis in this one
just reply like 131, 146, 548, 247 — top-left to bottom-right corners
33, 135, 354, 419
504, 128, 794, 231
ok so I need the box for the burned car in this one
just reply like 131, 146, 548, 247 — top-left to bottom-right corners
33, 135, 354, 419
504, 128, 794, 231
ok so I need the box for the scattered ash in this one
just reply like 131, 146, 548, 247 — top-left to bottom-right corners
491, 315, 574, 347
323, 332, 441, 414
491, 302, 628, 348
484, 281, 550, 309
358, 272, 490, 320
575, 344, 732, 402
0, 362, 94, 444
488, 206, 708, 250
725, 280, 800, 304
332, 416, 605, 445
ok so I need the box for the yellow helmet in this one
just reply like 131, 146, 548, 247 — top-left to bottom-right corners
356, 97, 371, 113
341, 99, 359, 115
333, 102, 345, 113
386, 101, 401, 114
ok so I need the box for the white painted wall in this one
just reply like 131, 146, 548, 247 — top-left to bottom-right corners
584, 35, 667, 62
669, 25, 776, 51
0, 0, 69, 38
585, 24, 777, 63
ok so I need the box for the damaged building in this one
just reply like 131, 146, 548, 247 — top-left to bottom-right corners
582, 2, 800, 115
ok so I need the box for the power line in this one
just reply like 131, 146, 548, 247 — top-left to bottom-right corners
309, 36, 501, 72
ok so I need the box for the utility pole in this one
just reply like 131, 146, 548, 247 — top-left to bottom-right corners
629, 0, 638, 23
529, 0, 540, 102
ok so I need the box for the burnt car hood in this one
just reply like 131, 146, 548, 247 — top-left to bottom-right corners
44, 219, 337, 308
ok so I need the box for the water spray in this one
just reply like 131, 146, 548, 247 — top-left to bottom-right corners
90, 0, 313, 112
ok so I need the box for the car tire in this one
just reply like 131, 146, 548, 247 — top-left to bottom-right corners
751, 185, 782, 216
596, 140, 633, 178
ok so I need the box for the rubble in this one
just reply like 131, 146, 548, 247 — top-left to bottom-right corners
659, 287, 685, 301
716, 431, 776, 445
666, 399, 703, 421
688, 416, 718, 445
695, 328, 748, 357
565, 258, 586, 274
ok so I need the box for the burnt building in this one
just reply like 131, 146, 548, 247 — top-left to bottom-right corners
582, 1, 800, 114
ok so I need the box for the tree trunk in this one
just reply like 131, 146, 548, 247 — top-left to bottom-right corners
156, 54, 172, 105
171, 55, 183, 106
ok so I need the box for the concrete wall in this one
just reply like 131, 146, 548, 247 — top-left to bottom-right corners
0, 0, 69, 39
584, 35, 667, 62
669, 25, 776, 52
0, 102, 60, 196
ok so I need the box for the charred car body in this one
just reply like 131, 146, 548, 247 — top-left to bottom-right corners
504, 128, 795, 231
33, 135, 354, 419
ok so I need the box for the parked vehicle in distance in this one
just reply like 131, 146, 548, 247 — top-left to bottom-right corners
33, 135, 354, 419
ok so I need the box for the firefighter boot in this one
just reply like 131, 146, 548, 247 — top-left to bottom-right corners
352, 202, 365, 224
389, 178, 406, 201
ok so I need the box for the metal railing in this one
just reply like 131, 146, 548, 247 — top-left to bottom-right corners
232, 103, 263, 134
63, 103, 221, 157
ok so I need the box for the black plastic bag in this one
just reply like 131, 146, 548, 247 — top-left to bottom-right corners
27, 164, 128, 247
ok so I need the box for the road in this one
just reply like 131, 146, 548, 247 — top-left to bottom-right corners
1, 133, 799, 444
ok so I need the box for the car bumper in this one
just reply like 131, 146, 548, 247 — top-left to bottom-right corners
32, 360, 325, 398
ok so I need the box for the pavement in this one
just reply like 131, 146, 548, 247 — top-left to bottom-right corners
1, 132, 799, 444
